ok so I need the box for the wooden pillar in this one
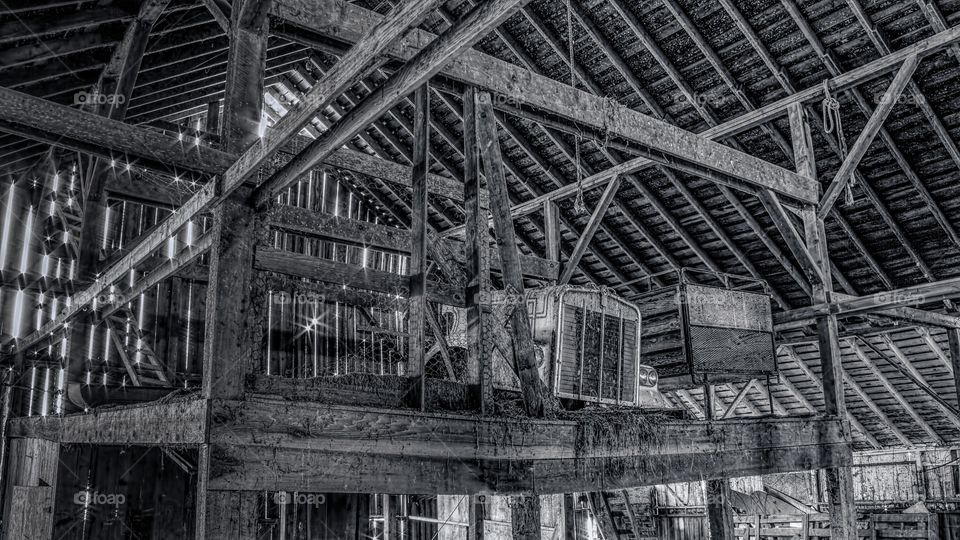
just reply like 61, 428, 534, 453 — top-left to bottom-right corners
511, 493, 543, 540
463, 86, 494, 412
562, 494, 576, 540
790, 102, 857, 539
705, 479, 735, 539
474, 90, 548, 418
408, 83, 430, 409
76, 0, 170, 282
198, 2, 270, 538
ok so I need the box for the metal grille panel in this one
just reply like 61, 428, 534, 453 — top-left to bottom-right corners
688, 325, 775, 376
558, 304, 638, 403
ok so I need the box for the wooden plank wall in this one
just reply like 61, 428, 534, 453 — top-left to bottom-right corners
0, 437, 58, 538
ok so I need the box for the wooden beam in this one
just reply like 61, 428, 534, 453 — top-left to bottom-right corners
207, 399, 851, 494
270, 0, 817, 204
721, 381, 756, 420
818, 56, 920, 218
201, 2, 268, 401
788, 101, 858, 534
463, 86, 494, 412
846, 338, 942, 444
705, 479, 735, 539
475, 91, 547, 417
254, 247, 465, 306
757, 189, 824, 286
268, 205, 557, 280
77, 0, 173, 281
779, 345, 888, 448
200, 0, 230, 32
7, 399, 206, 445
226, 0, 445, 193
557, 176, 621, 285
775, 275, 960, 325
256, 0, 533, 205
544, 201, 560, 267
408, 83, 429, 398
0, 86, 233, 175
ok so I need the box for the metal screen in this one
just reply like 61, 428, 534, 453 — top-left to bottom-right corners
685, 285, 775, 379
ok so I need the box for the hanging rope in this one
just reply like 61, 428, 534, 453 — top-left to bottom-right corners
822, 80, 855, 205
573, 134, 586, 214
565, 0, 587, 215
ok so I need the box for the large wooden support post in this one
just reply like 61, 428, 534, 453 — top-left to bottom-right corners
201, 0, 269, 400
76, 0, 171, 281
705, 479, 735, 539
408, 83, 430, 409
463, 86, 494, 412
198, 2, 271, 538
511, 493, 543, 540
790, 103, 857, 539
475, 90, 549, 418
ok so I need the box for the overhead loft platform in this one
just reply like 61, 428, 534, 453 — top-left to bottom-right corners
4, 396, 851, 494
206, 400, 851, 494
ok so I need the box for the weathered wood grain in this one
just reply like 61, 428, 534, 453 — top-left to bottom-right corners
207, 399, 850, 494
7, 398, 207, 445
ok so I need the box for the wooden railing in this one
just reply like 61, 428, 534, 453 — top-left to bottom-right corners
732, 514, 938, 539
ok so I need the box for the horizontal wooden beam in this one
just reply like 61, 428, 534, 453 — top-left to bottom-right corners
268, 205, 558, 280
776, 277, 960, 326
442, 23, 960, 230
8, 398, 206, 445
207, 399, 850, 494
271, 0, 819, 203
775, 293, 960, 332
254, 247, 466, 306
0, 86, 234, 175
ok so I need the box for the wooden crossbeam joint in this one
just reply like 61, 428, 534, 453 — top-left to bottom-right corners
817, 55, 920, 219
